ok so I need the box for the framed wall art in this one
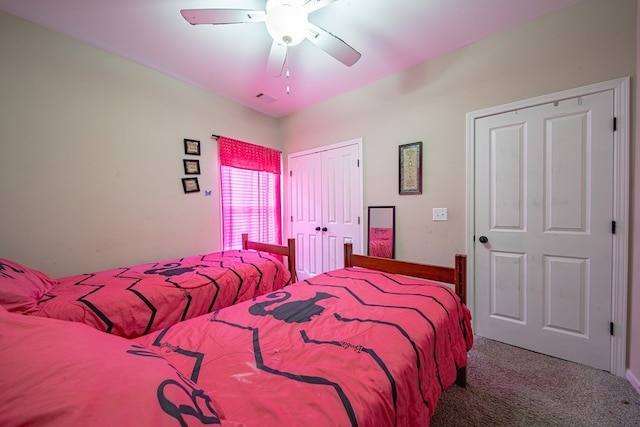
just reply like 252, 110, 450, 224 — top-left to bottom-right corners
184, 138, 201, 156
399, 141, 422, 195
182, 177, 200, 193
183, 159, 201, 175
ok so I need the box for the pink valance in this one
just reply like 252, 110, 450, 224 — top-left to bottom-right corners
218, 136, 281, 174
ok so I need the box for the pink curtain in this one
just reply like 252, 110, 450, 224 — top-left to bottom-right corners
218, 136, 282, 250
219, 136, 281, 174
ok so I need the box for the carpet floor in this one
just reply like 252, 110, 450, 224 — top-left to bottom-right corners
430, 336, 640, 426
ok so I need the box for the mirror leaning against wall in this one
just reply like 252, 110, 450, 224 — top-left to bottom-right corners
367, 206, 395, 259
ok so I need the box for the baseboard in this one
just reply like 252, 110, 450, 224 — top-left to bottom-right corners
627, 369, 640, 396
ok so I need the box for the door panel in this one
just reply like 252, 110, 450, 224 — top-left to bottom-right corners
491, 124, 526, 231
290, 152, 323, 278
475, 90, 614, 371
490, 251, 526, 323
321, 144, 360, 273
545, 113, 588, 232
544, 255, 587, 335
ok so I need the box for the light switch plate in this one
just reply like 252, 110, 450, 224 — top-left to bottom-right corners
433, 208, 448, 221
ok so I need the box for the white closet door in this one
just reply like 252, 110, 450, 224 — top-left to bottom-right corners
321, 143, 361, 272
290, 141, 362, 280
290, 151, 323, 278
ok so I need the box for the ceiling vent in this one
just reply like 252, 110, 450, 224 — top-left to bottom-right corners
256, 93, 277, 103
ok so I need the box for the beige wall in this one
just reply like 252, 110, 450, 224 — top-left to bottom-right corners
0, 0, 638, 382
280, 0, 638, 378
0, 11, 279, 277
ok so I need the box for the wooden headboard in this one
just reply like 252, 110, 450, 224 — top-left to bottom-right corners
343, 242, 466, 305
241, 233, 297, 283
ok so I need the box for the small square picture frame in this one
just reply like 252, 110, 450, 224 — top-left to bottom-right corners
183, 159, 200, 175
184, 138, 201, 156
182, 177, 200, 193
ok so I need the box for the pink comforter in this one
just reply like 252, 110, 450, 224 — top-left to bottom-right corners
32, 250, 291, 338
135, 267, 473, 426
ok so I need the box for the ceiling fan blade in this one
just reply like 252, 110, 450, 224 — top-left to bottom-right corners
306, 23, 361, 67
267, 42, 288, 77
302, 0, 338, 14
180, 9, 266, 25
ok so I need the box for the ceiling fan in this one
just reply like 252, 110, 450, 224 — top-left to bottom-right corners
180, 0, 362, 77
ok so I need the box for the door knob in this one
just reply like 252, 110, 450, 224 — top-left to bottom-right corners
315, 227, 321, 231
478, 236, 489, 243
322, 227, 328, 232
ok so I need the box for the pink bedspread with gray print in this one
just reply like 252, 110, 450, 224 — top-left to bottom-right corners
31, 250, 291, 338
135, 266, 473, 426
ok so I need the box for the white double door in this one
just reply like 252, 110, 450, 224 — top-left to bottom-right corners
289, 140, 362, 280
474, 90, 615, 371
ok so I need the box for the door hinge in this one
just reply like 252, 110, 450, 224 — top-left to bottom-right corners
358, 216, 360, 225
357, 159, 360, 167
610, 322, 614, 336
613, 117, 617, 132
290, 215, 293, 222
612, 220, 616, 234
289, 170, 292, 176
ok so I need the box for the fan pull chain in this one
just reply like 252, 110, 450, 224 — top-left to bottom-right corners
286, 67, 291, 95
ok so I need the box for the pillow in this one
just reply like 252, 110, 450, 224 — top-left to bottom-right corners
0, 306, 240, 426
0, 258, 57, 314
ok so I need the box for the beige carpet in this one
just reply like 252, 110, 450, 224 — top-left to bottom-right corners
430, 336, 640, 426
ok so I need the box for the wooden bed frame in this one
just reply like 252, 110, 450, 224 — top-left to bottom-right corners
344, 242, 468, 386
241, 233, 297, 283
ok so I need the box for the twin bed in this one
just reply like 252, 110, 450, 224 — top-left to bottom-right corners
0, 241, 472, 426
0, 234, 295, 338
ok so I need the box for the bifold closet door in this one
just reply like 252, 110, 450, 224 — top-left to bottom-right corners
290, 142, 362, 280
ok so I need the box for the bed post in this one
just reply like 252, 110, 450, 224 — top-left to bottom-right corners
287, 238, 297, 283
454, 254, 467, 306
241, 233, 249, 250
344, 242, 354, 267
456, 367, 467, 387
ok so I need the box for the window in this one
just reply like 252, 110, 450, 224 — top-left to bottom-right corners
218, 136, 282, 250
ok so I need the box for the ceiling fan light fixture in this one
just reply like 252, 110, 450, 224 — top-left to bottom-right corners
265, 3, 309, 46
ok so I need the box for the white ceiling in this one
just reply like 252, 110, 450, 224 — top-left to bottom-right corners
0, 0, 584, 118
